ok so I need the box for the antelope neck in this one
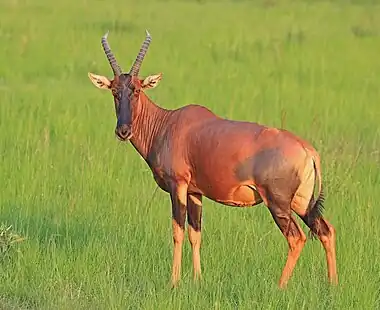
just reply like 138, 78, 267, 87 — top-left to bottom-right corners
129, 92, 172, 160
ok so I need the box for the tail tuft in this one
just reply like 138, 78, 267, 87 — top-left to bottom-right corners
306, 158, 325, 239
308, 186, 325, 223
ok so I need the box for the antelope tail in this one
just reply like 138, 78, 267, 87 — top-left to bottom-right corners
306, 157, 325, 238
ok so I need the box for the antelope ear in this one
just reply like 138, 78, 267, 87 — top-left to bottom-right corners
88, 72, 111, 90
141, 73, 162, 90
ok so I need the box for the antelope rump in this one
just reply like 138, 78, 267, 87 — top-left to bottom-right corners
87, 30, 338, 289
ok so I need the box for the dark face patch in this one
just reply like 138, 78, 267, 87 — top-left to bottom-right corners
113, 74, 139, 141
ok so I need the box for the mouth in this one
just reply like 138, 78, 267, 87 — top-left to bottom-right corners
116, 132, 133, 142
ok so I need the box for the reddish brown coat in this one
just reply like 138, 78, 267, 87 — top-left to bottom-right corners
88, 31, 338, 289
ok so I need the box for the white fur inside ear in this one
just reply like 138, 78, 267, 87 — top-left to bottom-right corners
142, 74, 162, 89
88, 73, 111, 89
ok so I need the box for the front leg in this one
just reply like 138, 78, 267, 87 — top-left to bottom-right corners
170, 182, 188, 288
187, 193, 203, 282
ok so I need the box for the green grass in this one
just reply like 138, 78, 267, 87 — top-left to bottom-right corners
1, 0, 380, 309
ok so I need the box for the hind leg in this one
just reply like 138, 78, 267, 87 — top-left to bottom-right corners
317, 218, 337, 285
268, 204, 307, 289
292, 193, 338, 285
304, 216, 338, 285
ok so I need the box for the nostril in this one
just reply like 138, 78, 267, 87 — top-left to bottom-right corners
121, 128, 129, 136
116, 125, 131, 140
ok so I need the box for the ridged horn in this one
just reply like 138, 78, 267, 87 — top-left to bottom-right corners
129, 30, 152, 76
101, 31, 123, 76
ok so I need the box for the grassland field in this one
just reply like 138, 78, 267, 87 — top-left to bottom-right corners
1, 0, 380, 309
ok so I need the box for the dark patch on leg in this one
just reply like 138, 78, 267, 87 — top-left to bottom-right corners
301, 216, 330, 239
187, 194, 202, 231
314, 218, 330, 236
268, 203, 298, 238
171, 194, 187, 229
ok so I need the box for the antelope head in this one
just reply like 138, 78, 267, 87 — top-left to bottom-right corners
88, 31, 162, 141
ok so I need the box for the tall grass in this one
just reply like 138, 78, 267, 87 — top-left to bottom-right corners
0, 0, 379, 309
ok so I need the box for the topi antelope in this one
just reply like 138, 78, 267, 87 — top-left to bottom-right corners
87, 30, 338, 289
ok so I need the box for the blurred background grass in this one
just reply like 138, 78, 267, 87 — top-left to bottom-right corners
0, 0, 379, 309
